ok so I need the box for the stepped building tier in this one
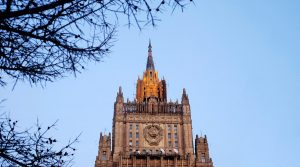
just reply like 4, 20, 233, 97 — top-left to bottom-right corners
95, 42, 214, 167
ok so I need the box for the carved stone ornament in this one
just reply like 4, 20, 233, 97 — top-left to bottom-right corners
143, 125, 163, 146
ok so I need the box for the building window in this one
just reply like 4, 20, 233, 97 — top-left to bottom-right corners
168, 125, 171, 131
174, 125, 177, 132
174, 133, 178, 139
129, 140, 132, 146
175, 141, 178, 148
102, 151, 106, 160
136, 141, 139, 146
136, 132, 139, 138
168, 141, 172, 147
201, 153, 206, 162
130, 124, 132, 130
136, 124, 139, 130
129, 132, 132, 138
168, 133, 171, 139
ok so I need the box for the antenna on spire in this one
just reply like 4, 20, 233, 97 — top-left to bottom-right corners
149, 39, 151, 47
148, 39, 152, 52
118, 86, 122, 94
146, 40, 155, 70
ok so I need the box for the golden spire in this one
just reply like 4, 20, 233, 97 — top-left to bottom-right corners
146, 40, 155, 70
136, 42, 167, 102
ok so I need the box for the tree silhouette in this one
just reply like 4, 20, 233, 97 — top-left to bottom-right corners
0, 0, 191, 86
0, 114, 78, 167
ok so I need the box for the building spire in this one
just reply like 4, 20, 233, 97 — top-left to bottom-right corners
146, 40, 155, 70
148, 39, 152, 52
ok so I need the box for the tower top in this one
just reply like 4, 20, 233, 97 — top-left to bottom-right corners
146, 40, 155, 70
136, 42, 167, 102
148, 39, 152, 51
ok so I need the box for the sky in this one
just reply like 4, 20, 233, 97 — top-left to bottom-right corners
1, 0, 300, 166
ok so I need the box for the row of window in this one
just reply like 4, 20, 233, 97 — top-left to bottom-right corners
168, 125, 178, 148
129, 124, 178, 131
168, 141, 179, 148
129, 140, 179, 148
168, 133, 178, 139
129, 140, 139, 146
130, 132, 178, 139
129, 124, 139, 130
168, 136, 178, 148
167, 125, 178, 132
129, 124, 139, 147
129, 149, 177, 154
129, 132, 139, 138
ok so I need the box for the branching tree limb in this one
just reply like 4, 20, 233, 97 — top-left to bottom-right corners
0, 0, 192, 86
0, 114, 78, 167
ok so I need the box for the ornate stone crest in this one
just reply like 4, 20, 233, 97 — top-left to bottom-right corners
143, 125, 163, 146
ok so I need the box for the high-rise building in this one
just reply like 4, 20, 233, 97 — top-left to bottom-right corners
95, 42, 213, 167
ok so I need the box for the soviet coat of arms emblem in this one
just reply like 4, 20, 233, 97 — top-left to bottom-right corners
143, 125, 163, 146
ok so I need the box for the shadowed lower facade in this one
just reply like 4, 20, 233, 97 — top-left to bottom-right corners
95, 42, 214, 167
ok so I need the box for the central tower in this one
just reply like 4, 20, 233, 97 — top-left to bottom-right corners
136, 42, 167, 103
95, 42, 213, 167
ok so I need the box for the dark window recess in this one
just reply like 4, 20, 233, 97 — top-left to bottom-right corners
102, 151, 107, 160
174, 125, 177, 132
168, 125, 171, 131
201, 153, 206, 162
175, 141, 178, 148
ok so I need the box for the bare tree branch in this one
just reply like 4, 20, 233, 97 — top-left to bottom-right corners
0, 114, 78, 167
0, 0, 192, 87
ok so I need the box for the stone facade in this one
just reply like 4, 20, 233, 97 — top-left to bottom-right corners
95, 42, 213, 167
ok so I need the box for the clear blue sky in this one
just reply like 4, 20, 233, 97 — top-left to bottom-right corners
1, 0, 300, 166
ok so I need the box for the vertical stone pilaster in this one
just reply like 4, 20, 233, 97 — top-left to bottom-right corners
147, 156, 150, 167
119, 154, 122, 167
133, 156, 136, 167
160, 156, 164, 167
